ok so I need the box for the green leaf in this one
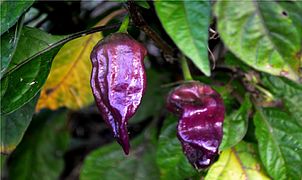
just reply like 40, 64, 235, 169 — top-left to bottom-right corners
224, 52, 251, 72
155, 1, 211, 76
220, 94, 252, 150
0, 0, 34, 35
205, 141, 270, 180
156, 116, 197, 180
0, 94, 39, 154
131, 69, 170, 123
136, 1, 150, 9
80, 136, 159, 180
262, 74, 302, 126
215, 1, 302, 81
1, 27, 65, 115
0, 19, 23, 78
8, 110, 70, 180
254, 108, 302, 180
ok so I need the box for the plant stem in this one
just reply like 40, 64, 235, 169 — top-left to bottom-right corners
254, 84, 274, 100
181, 56, 193, 81
126, 0, 176, 61
118, 15, 129, 33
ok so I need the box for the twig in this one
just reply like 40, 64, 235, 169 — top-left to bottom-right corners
209, 28, 219, 39
209, 28, 216, 34
126, 0, 177, 62
208, 46, 216, 70
24, 11, 43, 25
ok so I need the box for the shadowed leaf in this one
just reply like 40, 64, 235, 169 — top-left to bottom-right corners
8, 110, 70, 180
81, 135, 159, 180
220, 94, 252, 150
156, 116, 198, 180
0, 95, 39, 154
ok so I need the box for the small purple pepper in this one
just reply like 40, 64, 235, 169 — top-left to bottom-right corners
90, 33, 147, 154
166, 82, 225, 169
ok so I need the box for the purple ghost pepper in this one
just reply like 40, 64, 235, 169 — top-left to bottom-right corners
90, 33, 147, 154
166, 82, 225, 169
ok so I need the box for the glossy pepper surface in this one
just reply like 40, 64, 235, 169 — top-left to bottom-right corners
166, 82, 225, 169
90, 33, 147, 154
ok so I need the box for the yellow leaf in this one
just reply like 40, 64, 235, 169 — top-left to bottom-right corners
36, 9, 126, 111
205, 142, 270, 180
36, 33, 101, 110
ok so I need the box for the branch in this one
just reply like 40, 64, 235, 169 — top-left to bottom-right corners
126, 0, 177, 62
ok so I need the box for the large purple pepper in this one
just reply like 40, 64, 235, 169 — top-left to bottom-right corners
166, 82, 225, 169
90, 33, 147, 154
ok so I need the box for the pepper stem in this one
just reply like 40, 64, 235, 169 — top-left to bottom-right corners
254, 84, 274, 101
181, 55, 193, 81
118, 15, 130, 33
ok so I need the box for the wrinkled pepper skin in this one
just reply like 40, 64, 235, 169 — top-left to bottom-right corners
90, 33, 147, 154
166, 82, 225, 169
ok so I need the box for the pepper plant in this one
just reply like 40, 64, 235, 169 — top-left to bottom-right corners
1, 1, 302, 180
